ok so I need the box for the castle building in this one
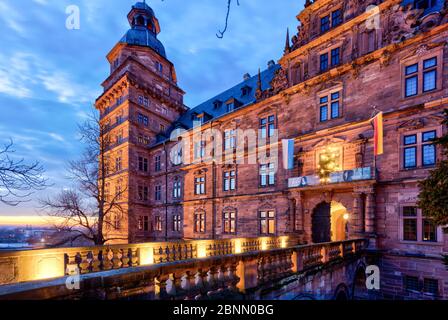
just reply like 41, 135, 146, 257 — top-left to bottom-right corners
95, 0, 448, 299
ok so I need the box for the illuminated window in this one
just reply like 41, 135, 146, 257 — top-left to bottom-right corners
194, 212, 206, 233
154, 216, 162, 232
173, 180, 182, 199
223, 211, 236, 234
401, 206, 439, 242
260, 210, 275, 235
173, 215, 181, 232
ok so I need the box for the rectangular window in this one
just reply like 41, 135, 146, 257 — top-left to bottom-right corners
320, 53, 329, 72
260, 116, 276, 139
138, 113, 149, 126
155, 155, 162, 172
115, 154, 122, 171
194, 212, 205, 233
320, 91, 341, 122
226, 102, 234, 113
260, 163, 275, 187
403, 134, 417, 169
332, 9, 343, 27
155, 216, 162, 232
403, 206, 418, 241
154, 185, 162, 201
223, 211, 236, 234
422, 130, 436, 166
138, 186, 149, 201
405, 63, 418, 97
195, 176, 206, 195
194, 141, 206, 160
320, 15, 330, 33
224, 129, 237, 150
423, 278, 439, 295
405, 276, 420, 292
173, 181, 181, 199
173, 215, 181, 232
138, 156, 148, 172
423, 57, 437, 92
331, 48, 340, 67
260, 210, 275, 235
422, 218, 437, 242
144, 216, 149, 231
223, 170, 236, 191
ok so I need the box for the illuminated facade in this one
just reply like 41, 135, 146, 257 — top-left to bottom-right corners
95, 1, 448, 299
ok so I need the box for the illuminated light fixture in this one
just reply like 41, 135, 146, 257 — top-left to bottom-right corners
34, 256, 65, 281
139, 247, 154, 266
261, 238, 268, 251
343, 213, 350, 221
281, 237, 288, 248
234, 239, 242, 254
197, 243, 207, 258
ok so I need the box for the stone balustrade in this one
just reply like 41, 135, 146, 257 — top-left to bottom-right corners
0, 236, 296, 286
0, 238, 368, 300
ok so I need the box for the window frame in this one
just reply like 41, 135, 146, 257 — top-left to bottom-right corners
399, 205, 442, 244
259, 210, 276, 235
259, 163, 276, 187
318, 88, 343, 123
401, 50, 443, 99
173, 214, 181, 232
400, 129, 439, 170
194, 175, 206, 195
223, 169, 237, 191
194, 211, 206, 233
223, 211, 237, 234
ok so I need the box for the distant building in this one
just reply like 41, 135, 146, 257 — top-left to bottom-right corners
95, 1, 448, 299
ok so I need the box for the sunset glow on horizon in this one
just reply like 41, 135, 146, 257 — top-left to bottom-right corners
0, 216, 77, 227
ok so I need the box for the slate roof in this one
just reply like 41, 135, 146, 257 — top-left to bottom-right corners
174, 63, 281, 130
120, 27, 167, 58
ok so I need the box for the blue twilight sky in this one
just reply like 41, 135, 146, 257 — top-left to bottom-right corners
0, 0, 304, 217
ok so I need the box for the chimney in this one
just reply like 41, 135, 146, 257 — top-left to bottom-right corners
267, 60, 275, 69
243, 73, 251, 81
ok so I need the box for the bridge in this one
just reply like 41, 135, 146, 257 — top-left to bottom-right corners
0, 237, 372, 300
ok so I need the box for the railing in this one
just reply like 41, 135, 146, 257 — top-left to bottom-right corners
0, 238, 368, 300
0, 236, 297, 286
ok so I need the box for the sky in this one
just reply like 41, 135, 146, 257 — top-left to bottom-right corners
0, 0, 304, 221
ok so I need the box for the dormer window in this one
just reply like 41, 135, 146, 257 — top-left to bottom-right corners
241, 86, 252, 97
213, 100, 222, 109
226, 102, 234, 113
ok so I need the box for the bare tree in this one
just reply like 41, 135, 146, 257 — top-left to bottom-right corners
0, 140, 47, 206
41, 111, 128, 245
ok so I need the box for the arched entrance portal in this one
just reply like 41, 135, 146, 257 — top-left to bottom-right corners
312, 201, 349, 243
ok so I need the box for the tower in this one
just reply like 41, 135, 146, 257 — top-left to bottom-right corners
95, 2, 186, 243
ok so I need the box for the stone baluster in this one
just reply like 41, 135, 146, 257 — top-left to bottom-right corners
112, 249, 123, 269
91, 250, 101, 272
102, 249, 113, 270
131, 248, 139, 266
121, 248, 131, 267
154, 275, 170, 300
